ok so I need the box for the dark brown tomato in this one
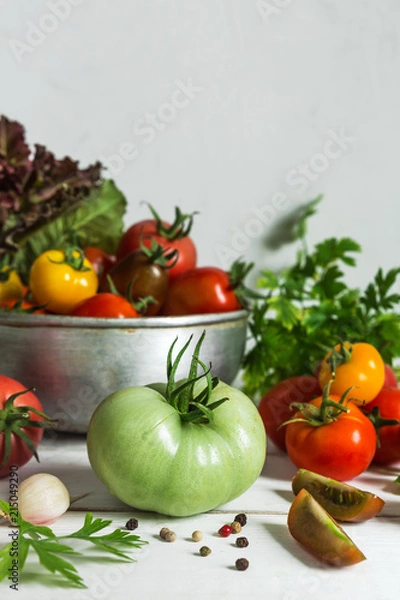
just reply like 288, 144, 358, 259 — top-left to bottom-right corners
101, 250, 169, 316
288, 488, 366, 566
291, 468, 384, 522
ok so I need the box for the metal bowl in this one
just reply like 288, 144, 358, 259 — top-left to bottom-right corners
0, 310, 248, 433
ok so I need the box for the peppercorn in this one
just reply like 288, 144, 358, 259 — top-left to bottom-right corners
236, 536, 249, 548
125, 517, 139, 531
191, 530, 203, 542
235, 557, 249, 571
199, 545, 212, 557
218, 524, 233, 537
165, 530, 177, 542
234, 513, 247, 527
159, 527, 170, 539
231, 520, 242, 534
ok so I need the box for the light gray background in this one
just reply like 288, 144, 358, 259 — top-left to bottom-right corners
1, 0, 399, 289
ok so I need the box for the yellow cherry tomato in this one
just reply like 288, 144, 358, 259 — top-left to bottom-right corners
0, 267, 24, 303
318, 341, 385, 404
29, 248, 98, 314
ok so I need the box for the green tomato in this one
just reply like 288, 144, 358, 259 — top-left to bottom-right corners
86, 380, 266, 517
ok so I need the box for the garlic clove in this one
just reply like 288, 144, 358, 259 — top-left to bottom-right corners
18, 473, 70, 525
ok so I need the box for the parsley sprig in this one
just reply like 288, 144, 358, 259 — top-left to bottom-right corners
0, 500, 147, 588
242, 196, 400, 400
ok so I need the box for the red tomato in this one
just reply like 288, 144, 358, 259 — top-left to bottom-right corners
71, 293, 140, 318
383, 363, 398, 388
161, 267, 242, 316
0, 375, 47, 477
285, 394, 377, 481
0, 296, 47, 314
116, 206, 197, 280
258, 375, 321, 452
84, 246, 116, 280
363, 387, 400, 465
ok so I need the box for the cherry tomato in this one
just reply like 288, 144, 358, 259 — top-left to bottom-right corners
0, 267, 24, 303
318, 341, 385, 404
161, 267, 242, 316
116, 205, 197, 280
285, 394, 377, 480
0, 286, 47, 314
84, 246, 116, 280
0, 296, 47, 314
363, 387, 400, 465
71, 293, 140, 318
0, 375, 48, 477
383, 363, 398, 388
103, 246, 173, 316
257, 375, 321, 452
29, 248, 98, 314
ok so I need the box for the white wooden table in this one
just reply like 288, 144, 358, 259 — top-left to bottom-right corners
1, 433, 400, 600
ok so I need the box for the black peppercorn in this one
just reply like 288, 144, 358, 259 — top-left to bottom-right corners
125, 517, 139, 530
236, 536, 249, 548
234, 513, 247, 526
235, 557, 249, 571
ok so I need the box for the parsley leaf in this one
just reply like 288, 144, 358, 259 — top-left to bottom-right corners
243, 197, 400, 400
0, 500, 147, 588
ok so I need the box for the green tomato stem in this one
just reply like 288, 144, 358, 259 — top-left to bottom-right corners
327, 340, 352, 378
283, 380, 352, 428
144, 202, 198, 240
163, 331, 228, 423
49, 246, 90, 272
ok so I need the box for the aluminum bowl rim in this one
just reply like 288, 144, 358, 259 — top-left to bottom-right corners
0, 309, 249, 330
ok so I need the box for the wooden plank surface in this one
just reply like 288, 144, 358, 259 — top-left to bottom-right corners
1, 434, 400, 599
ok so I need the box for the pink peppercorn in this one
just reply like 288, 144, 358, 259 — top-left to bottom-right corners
218, 524, 233, 537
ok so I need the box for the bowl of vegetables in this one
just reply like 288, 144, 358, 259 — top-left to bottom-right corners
0, 115, 252, 433
0, 309, 248, 433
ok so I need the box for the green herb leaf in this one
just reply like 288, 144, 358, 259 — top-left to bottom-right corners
0, 503, 147, 589
268, 296, 300, 330
242, 198, 400, 400
13, 179, 126, 282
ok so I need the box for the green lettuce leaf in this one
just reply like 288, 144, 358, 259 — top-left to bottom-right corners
14, 179, 126, 281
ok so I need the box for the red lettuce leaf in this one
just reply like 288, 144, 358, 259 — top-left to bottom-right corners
0, 115, 103, 258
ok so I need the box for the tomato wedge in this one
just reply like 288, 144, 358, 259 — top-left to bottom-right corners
288, 488, 366, 566
291, 469, 384, 522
